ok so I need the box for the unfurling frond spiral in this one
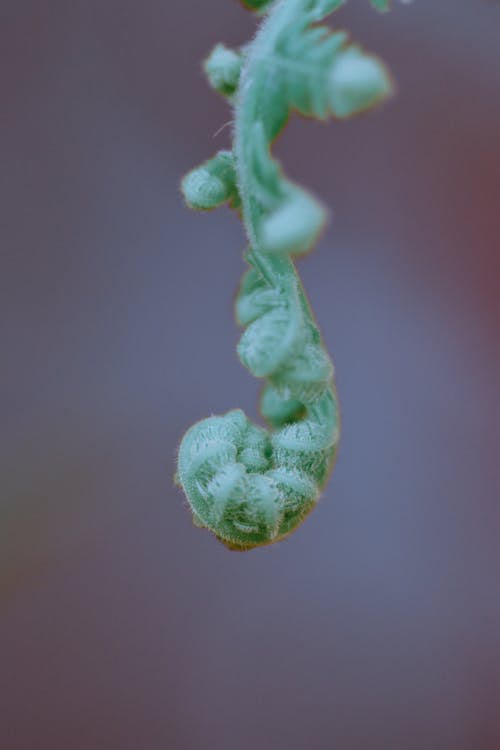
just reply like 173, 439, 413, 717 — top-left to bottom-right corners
176, 0, 393, 551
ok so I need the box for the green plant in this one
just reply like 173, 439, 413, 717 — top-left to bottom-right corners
176, 0, 393, 550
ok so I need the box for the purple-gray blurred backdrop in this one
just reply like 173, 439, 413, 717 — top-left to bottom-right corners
1, 1, 499, 748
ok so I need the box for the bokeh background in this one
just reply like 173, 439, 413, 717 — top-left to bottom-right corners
1, 1, 499, 748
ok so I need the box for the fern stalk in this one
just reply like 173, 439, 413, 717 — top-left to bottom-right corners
176, 0, 393, 550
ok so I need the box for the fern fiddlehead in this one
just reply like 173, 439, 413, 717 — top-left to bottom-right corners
176, 0, 393, 550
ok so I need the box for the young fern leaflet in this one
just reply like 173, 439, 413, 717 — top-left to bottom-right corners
176, 0, 393, 550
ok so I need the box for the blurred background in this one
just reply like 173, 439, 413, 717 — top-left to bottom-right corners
1, 1, 499, 748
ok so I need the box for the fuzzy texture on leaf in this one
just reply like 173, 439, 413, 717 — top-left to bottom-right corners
176, 0, 393, 550
181, 151, 239, 210
204, 44, 243, 98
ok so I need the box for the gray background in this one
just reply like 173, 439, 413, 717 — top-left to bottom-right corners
1, 1, 499, 748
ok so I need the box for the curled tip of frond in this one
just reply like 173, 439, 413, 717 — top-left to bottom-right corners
204, 44, 243, 98
259, 190, 327, 256
328, 48, 394, 118
177, 0, 395, 550
181, 151, 239, 211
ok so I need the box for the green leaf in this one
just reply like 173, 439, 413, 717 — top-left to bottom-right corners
328, 47, 393, 118
309, 0, 346, 18
177, 0, 396, 550
204, 44, 243, 98
274, 21, 348, 119
259, 188, 326, 256
271, 21, 392, 121
181, 151, 239, 211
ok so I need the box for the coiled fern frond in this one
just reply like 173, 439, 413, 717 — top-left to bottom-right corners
176, 0, 393, 551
